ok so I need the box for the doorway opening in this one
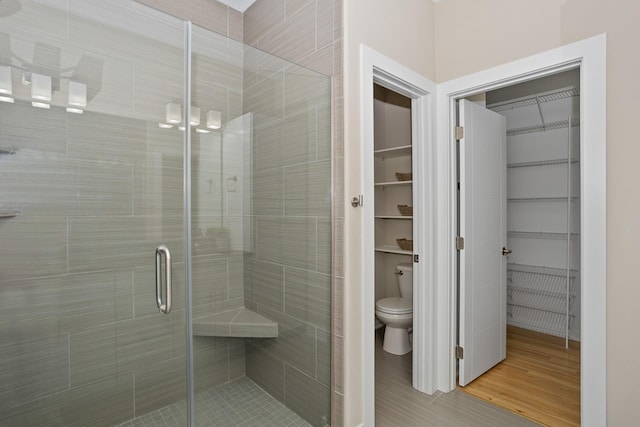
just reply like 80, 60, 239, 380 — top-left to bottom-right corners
455, 69, 582, 426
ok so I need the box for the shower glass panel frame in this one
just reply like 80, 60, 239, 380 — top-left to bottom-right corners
0, 1, 332, 426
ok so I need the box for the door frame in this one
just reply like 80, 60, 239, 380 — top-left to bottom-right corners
360, 45, 437, 426
435, 34, 607, 425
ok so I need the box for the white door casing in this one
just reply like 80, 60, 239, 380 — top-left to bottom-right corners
360, 45, 437, 426
356, 35, 606, 427
458, 99, 507, 386
435, 35, 606, 426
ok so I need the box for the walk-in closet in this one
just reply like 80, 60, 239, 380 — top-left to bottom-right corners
460, 69, 582, 425
488, 69, 581, 344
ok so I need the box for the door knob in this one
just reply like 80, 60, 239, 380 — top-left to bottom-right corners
502, 247, 512, 256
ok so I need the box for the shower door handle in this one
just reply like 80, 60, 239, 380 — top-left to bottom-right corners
155, 245, 172, 314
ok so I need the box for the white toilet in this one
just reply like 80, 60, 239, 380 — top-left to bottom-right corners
375, 263, 413, 355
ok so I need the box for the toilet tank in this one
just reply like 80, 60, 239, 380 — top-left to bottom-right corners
396, 263, 413, 300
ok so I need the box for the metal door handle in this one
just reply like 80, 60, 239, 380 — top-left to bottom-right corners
155, 245, 172, 314
502, 247, 512, 256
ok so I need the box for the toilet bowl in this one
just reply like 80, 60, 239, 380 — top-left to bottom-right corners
375, 263, 413, 355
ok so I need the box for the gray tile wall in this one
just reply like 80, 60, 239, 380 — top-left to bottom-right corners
1, 0, 342, 425
243, 1, 343, 425
0, 1, 245, 425
136, 0, 243, 42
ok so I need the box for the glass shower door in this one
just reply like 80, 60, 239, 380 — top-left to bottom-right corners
0, 2, 189, 426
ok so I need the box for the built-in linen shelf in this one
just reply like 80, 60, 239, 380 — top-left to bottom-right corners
375, 245, 412, 255
508, 196, 578, 202
508, 158, 579, 168
193, 307, 278, 338
375, 215, 413, 220
375, 180, 412, 187
374, 144, 412, 159
0, 147, 17, 155
0, 210, 19, 219
508, 231, 579, 240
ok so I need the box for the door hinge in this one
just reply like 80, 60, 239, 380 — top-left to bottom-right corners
456, 236, 465, 251
455, 126, 464, 140
413, 254, 419, 263
350, 194, 363, 208
456, 345, 464, 359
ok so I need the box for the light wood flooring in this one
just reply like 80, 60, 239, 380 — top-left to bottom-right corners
459, 326, 581, 426
375, 335, 538, 426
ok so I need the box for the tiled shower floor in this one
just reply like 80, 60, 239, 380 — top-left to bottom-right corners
117, 377, 310, 427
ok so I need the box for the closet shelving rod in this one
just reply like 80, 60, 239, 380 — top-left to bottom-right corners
487, 85, 579, 112
508, 283, 576, 299
507, 118, 580, 137
509, 302, 576, 317
506, 319, 573, 338
507, 300, 575, 316
507, 262, 578, 277
508, 196, 578, 202
508, 231, 579, 239
507, 158, 579, 168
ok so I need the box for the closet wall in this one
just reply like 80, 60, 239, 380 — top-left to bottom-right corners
487, 70, 581, 342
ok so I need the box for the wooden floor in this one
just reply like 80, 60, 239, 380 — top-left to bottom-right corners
375, 334, 538, 426
459, 326, 581, 426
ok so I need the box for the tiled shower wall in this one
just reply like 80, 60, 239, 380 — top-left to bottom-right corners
242, 1, 344, 426
241, 37, 332, 427
0, 1, 248, 425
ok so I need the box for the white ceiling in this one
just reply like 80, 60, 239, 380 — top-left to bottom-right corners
217, 0, 257, 12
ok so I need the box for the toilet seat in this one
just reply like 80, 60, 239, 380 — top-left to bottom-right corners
375, 297, 412, 315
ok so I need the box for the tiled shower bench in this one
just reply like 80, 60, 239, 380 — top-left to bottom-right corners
193, 307, 278, 338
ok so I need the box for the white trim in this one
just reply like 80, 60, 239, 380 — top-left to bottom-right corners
360, 45, 437, 425
434, 34, 607, 426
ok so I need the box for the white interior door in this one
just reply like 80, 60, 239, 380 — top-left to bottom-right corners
458, 99, 507, 386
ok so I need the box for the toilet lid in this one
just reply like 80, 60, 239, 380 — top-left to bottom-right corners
376, 297, 412, 314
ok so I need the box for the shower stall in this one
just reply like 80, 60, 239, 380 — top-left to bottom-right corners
0, 1, 332, 426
